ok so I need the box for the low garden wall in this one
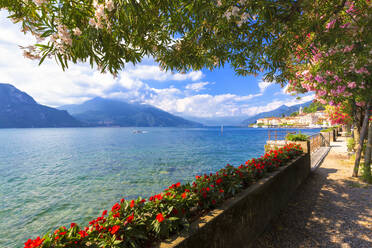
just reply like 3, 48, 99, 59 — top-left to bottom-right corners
157, 153, 311, 248
320, 130, 334, 143
265, 140, 310, 153
24, 144, 307, 248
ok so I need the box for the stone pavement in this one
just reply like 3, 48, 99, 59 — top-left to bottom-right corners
256, 136, 372, 248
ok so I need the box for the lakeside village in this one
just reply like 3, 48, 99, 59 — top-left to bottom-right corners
251, 106, 331, 129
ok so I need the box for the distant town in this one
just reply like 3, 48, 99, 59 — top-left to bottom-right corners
251, 106, 331, 128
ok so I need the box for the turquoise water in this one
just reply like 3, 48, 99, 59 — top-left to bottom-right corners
0, 127, 320, 247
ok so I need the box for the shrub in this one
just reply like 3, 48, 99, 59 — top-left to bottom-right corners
320, 128, 334, 132
24, 144, 303, 248
286, 132, 309, 141
347, 138, 355, 152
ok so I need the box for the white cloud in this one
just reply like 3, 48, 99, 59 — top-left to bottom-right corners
185, 81, 211, 92
241, 94, 314, 117
258, 80, 272, 93
0, 10, 313, 120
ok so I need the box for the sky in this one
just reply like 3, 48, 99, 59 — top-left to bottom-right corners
0, 11, 314, 125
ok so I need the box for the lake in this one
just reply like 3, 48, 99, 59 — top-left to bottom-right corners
0, 127, 320, 247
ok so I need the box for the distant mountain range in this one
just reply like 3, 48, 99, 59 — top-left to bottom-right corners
0, 83, 313, 128
58, 97, 202, 127
0, 83, 81, 128
241, 101, 313, 126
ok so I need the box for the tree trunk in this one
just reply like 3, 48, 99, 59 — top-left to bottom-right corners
353, 101, 371, 177
363, 121, 372, 181
353, 106, 361, 151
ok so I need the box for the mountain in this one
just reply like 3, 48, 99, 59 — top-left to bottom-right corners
241, 101, 313, 126
183, 116, 248, 126
0, 83, 81, 128
59, 97, 203, 127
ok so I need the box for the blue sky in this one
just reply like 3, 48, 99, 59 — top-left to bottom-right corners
0, 11, 314, 125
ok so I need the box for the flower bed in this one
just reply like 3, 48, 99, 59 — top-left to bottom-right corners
25, 144, 303, 248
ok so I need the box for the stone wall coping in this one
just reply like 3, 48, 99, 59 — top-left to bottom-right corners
157, 154, 307, 248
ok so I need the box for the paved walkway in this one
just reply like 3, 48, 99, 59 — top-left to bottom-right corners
311, 146, 331, 171
256, 136, 372, 248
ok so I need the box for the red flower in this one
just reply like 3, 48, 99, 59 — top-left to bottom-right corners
126, 213, 134, 223
181, 192, 187, 199
78, 230, 88, 238
55, 236, 60, 240
110, 225, 120, 234
130, 200, 135, 208
212, 200, 216, 205
24, 237, 44, 248
113, 213, 120, 218
112, 203, 121, 212
219, 189, 224, 193
120, 198, 125, 203
156, 213, 165, 223
216, 178, 222, 185
175, 182, 181, 187
102, 210, 108, 216
70, 223, 76, 228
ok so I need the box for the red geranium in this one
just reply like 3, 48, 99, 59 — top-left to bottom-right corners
78, 230, 88, 238
156, 213, 164, 223
110, 225, 120, 234
126, 213, 134, 223
24, 237, 44, 248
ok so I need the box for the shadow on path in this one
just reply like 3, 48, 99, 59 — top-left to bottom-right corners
255, 154, 372, 248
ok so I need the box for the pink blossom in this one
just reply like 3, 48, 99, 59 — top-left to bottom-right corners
340, 22, 351, 28
343, 45, 354, 53
318, 98, 327, 104
337, 85, 346, 94
343, 92, 352, 97
326, 19, 336, 29
347, 82, 357, 89
318, 99, 327, 104
317, 90, 327, 96
356, 101, 365, 107
355, 67, 370, 75
334, 75, 341, 82
315, 75, 324, 83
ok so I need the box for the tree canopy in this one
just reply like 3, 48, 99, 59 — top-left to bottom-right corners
1, 0, 371, 177
2, 1, 367, 81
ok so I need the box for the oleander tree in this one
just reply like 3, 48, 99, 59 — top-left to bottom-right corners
325, 105, 352, 126
1, 0, 371, 177
281, 0, 371, 178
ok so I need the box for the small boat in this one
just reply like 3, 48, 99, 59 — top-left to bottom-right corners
133, 130, 145, 134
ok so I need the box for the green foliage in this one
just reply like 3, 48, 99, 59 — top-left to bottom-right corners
320, 128, 334, 132
347, 138, 355, 152
360, 163, 372, 184
303, 102, 325, 113
290, 111, 299, 117
286, 132, 309, 141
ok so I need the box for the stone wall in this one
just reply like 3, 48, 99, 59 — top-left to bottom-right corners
265, 140, 310, 154
157, 153, 311, 248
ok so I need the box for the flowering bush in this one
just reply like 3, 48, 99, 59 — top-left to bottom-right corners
25, 144, 303, 248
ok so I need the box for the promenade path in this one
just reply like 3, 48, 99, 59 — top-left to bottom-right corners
256, 136, 372, 248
